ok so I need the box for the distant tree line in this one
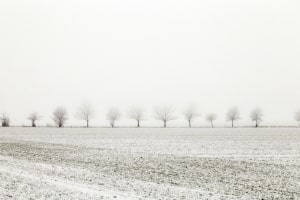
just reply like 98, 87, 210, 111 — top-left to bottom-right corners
1, 103, 300, 128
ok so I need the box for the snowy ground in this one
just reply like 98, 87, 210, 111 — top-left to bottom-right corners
0, 128, 299, 199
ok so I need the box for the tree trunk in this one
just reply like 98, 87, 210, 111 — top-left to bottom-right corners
232, 120, 234, 128
59, 122, 62, 128
188, 120, 191, 128
137, 120, 140, 128
111, 121, 114, 128
211, 121, 214, 128
86, 120, 89, 128
32, 120, 36, 127
255, 119, 258, 127
164, 121, 166, 128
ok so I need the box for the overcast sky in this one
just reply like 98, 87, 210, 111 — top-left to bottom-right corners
0, 0, 300, 127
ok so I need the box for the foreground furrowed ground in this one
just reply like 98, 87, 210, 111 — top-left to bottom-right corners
0, 128, 299, 199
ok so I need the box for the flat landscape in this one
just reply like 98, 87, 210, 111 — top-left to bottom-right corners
0, 128, 299, 199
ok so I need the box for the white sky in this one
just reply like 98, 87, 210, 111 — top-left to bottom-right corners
0, 0, 300, 127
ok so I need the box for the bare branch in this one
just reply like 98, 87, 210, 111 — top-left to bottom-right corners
53, 107, 68, 127
154, 105, 176, 128
226, 107, 240, 127
250, 108, 263, 127
0, 113, 10, 127
76, 102, 94, 127
28, 112, 42, 127
128, 107, 145, 128
106, 107, 121, 128
183, 105, 200, 127
206, 113, 217, 128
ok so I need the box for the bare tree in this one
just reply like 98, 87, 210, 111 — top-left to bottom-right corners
183, 105, 200, 127
28, 112, 42, 127
226, 107, 240, 127
0, 113, 10, 127
295, 110, 300, 126
128, 107, 145, 128
53, 107, 68, 127
206, 113, 217, 128
76, 102, 94, 127
250, 108, 263, 127
154, 105, 176, 128
106, 107, 121, 128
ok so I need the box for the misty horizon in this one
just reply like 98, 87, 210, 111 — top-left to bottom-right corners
0, 104, 299, 127
1, 0, 300, 126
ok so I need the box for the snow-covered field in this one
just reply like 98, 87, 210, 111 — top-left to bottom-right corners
0, 128, 299, 199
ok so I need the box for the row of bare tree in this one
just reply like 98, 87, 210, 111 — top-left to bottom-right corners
1, 104, 300, 128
